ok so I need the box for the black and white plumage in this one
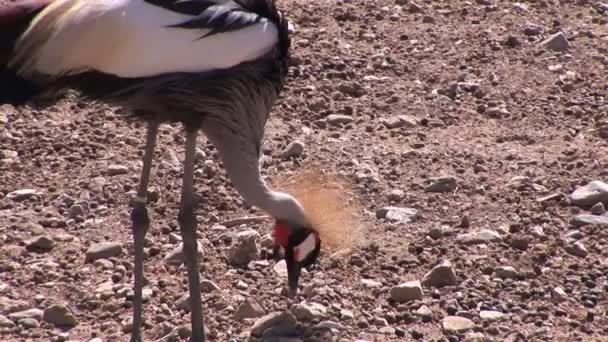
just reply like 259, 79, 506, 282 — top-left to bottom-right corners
0, 1, 322, 341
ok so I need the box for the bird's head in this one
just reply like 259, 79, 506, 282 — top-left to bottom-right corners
272, 219, 321, 297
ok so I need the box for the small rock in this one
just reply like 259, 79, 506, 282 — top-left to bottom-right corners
486, 106, 510, 118
43, 304, 78, 327
200, 279, 220, 293
510, 235, 530, 250
313, 320, 346, 331
291, 302, 327, 321
8, 308, 43, 321
106, 164, 129, 176
227, 230, 260, 267
234, 299, 265, 321
0, 315, 16, 328
68, 204, 86, 218
480, 310, 505, 321
280, 141, 305, 159
456, 229, 503, 245
429, 225, 451, 240
591, 202, 606, 215
442, 316, 475, 334
387, 189, 405, 201
360, 278, 382, 288
376, 207, 418, 224
340, 309, 354, 321
390, 281, 423, 302
163, 242, 204, 266
569, 181, 608, 207
415, 305, 432, 318
495, 266, 517, 279
464, 332, 487, 341
19, 318, 39, 328
326, 114, 354, 126
424, 176, 458, 193
6, 189, 41, 201
250, 311, 297, 337
422, 260, 458, 287
273, 260, 288, 277
85, 242, 123, 261
25, 235, 56, 252
571, 214, 608, 227
552, 287, 567, 302
566, 241, 588, 257
540, 32, 571, 51
382, 115, 417, 129
236, 280, 248, 290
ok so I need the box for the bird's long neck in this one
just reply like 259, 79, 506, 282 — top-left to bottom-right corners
202, 121, 308, 227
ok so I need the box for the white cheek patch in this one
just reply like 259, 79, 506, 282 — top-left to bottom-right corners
294, 233, 317, 263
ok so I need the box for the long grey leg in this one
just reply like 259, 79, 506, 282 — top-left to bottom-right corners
178, 127, 206, 342
130, 121, 160, 342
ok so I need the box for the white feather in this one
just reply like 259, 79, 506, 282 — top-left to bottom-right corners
294, 233, 317, 263
18, 0, 279, 78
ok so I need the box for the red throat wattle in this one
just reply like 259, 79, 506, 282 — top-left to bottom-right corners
272, 220, 290, 248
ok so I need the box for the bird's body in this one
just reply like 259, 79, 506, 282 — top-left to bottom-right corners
1, 1, 322, 341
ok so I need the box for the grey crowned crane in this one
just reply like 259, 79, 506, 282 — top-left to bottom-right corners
0, 0, 323, 341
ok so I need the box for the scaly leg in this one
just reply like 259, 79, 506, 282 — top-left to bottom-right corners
130, 121, 159, 342
177, 127, 206, 342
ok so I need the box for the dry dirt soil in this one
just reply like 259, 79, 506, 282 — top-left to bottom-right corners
2, 0, 608, 341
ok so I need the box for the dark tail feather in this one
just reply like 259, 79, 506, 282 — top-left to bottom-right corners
0, 0, 53, 104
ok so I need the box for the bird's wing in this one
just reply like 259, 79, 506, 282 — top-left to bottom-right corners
12, 0, 279, 78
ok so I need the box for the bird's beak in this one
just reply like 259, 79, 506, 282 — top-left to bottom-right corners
287, 262, 301, 298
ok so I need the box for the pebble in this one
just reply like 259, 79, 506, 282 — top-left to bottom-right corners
387, 189, 405, 201
106, 164, 129, 176
234, 299, 265, 321
442, 316, 475, 334
376, 207, 418, 224
422, 260, 458, 287
429, 225, 452, 240
571, 214, 608, 227
163, 242, 204, 266
291, 302, 327, 321
591, 202, 606, 215
540, 32, 571, 51
85, 242, 123, 261
273, 260, 288, 277
566, 241, 588, 257
382, 115, 417, 129
43, 304, 78, 327
8, 308, 43, 321
227, 230, 260, 267
313, 320, 346, 331
360, 278, 382, 288
424, 176, 458, 193
464, 332, 487, 341
415, 305, 432, 319
552, 287, 568, 302
456, 229, 503, 245
510, 235, 530, 251
250, 311, 297, 337
0, 314, 15, 328
340, 309, 354, 321
390, 280, 423, 302
495, 266, 518, 279
19, 318, 39, 328
200, 279, 220, 293
6, 189, 41, 201
280, 140, 305, 159
25, 235, 56, 251
326, 114, 354, 126
569, 181, 608, 207
480, 310, 505, 321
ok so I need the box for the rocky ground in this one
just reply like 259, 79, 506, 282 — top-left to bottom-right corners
2, 0, 608, 341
